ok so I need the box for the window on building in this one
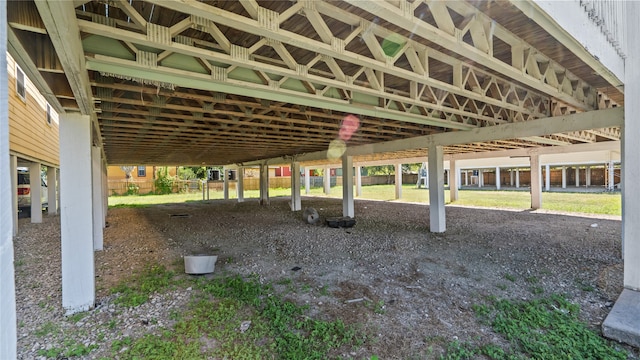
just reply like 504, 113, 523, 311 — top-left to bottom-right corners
46, 103, 52, 124
138, 166, 146, 177
16, 65, 26, 101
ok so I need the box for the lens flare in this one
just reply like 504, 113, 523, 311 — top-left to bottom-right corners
339, 114, 360, 141
327, 139, 346, 159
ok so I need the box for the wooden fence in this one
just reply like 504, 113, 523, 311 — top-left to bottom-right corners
108, 175, 419, 195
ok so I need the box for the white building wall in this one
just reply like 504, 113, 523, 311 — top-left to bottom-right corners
530, 0, 625, 81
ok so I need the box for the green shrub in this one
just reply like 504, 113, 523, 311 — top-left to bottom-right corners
125, 183, 139, 196
154, 167, 174, 195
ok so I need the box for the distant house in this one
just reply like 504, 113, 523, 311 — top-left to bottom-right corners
107, 165, 179, 195
8, 52, 60, 224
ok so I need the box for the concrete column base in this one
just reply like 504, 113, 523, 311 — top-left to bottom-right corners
603, 289, 640, 347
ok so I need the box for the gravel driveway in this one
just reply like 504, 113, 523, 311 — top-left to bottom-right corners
13, 196, 637, 359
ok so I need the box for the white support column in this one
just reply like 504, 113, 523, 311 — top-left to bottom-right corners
602, 4, 640, 347
102, 163, 107, 227
237, 167, 244, 202
545, 164, 550, 191
91, 147, 103, 251
450, 160, 458, 202
223, 167, 229, 200
478, 169, 483, 188
575, 167, 580, 187
29, 162, 42, 223
290, 161, 301, 211
516, 168, 520, 188
60, 113, 95, 314
56, 167, 61, 212
562, 166, 567, 189
355, 166, 362, 197
342, 155, 354, 218
259, 164, 269, 206
495, 167, 501, 190
47, 167, 58, 216
304, 167, 310, 195
10, 155, 17, 236
394, 163, 402, 200
530, 154, 542, 209
586, 166, 591, 187
609, 161, 615, 191
464, 170, 468, 186
510, 169, 514, 187
0, 7, 18, 354
323, 166, 331, 195
428, 145, 446, 233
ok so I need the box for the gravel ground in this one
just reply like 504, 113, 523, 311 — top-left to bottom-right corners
13, 196, 639, 359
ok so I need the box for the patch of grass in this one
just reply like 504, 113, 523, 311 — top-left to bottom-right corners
14, 259, 24, 267
496, 283, 508, 290
525, 276, 539, 284
504, 273, 516, 282
108, 203, 150, 208
34, 321, 59, 337
319, 285, 330, 296
67, 311, 88, 323
37, 339, 98, 358
465, 294, 628, 360
111, 264, 176, 307
276, 278, 293, 285
116, 274, 366, 360
576, 278, 595, 292
366, 300, 386, 315
530, 286, 544, 295
109, 186, 620, 216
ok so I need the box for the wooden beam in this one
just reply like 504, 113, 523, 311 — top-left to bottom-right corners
85, 55, 475, 130
115, 0, 147, 30
35, 1, 93, 115
242, 108, 622, 166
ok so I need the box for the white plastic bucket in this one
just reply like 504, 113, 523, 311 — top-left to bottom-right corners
184, 255, 218, 274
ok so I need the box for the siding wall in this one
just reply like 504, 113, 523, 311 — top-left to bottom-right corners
7, 54, 59, 166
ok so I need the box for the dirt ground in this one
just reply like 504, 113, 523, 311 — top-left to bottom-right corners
14, 196, 639, 359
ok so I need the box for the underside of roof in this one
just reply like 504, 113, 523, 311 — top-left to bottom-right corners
7, 0, 624, 166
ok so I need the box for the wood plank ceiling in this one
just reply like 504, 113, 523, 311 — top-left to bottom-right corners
7, 0, 623, 166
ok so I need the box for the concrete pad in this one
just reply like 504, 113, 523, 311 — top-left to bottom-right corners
603, 289, 640, 347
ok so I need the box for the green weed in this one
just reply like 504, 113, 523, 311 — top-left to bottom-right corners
37, 339, 98, 358
111, 264, 176, 307
467, 294, 628, 359
504, 274, 516, 282
319, 285, 330, 296
576, 278, 595, 292
530, 286, 544, 295
116, 274, 366, 360
67, 311, 88, 323
34, 321, 59, 337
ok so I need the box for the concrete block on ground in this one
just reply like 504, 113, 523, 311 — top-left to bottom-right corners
603, 289, 640, 348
